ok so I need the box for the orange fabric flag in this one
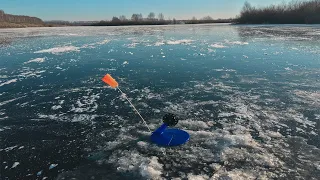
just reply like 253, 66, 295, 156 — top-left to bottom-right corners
102, 74, 118, 88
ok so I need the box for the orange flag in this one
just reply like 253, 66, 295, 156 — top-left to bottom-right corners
102, 74, 118, 88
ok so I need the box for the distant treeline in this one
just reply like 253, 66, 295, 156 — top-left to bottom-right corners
91, 19, 233, 26
236, 0, 320, 24
44, 20, 99, 26
90, 13, 233, 26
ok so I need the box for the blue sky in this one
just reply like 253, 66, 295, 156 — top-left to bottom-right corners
1, 0, 292, 21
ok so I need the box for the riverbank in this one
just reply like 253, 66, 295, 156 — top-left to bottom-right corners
0, 10, 45, 28
236, 0, 320, 24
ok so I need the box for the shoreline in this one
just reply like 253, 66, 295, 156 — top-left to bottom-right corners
0, 22, 232, 29
1, 22, 319, 29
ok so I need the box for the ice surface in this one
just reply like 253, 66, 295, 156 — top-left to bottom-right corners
1, 25, 320, 180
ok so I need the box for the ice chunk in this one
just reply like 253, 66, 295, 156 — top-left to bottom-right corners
139, 156, 163, 179
37, 170, 43, 176
51, 105, 62, 110
49, 164, 58, 170
108, 151, 163, 179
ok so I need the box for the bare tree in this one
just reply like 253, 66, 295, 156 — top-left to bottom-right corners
112, 16, 121, 22
131, 14, 139, 21
119, 15, 127, 21
241, 1, 253, 14
147, 12, 155, 20
0, 10, 5, 22
192, 16, 197, 21
158, 13, 164, 21
138, 14, 143, 21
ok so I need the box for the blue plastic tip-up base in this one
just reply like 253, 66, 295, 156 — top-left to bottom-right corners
151, 124, 190, 147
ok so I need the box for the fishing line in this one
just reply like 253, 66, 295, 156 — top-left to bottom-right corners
117, 87, 152, 133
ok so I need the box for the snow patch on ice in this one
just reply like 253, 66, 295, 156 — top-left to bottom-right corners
210, 43, 227, 48
167, 39, 193, 45
37, 113, 98, 123
285, 109, 316, 128
108, 150, 163, 179
24, 58, 45, 64
187, 174, 209, 180
155, 39, 193, 46
0, 79, 17, 87
154, 41, 165, 46
140, 156, 163, 179
96, 39, 110, 45
1, 145, 18, 152
70, 93, 100, 113
0, 97, 23, 106
213, 69, 236, 72
294, 90, 320, 107
35, 46, 80, 54
179, 120, 210, 130
19, 69, 46, 78
225, 40, 249, 45
126, 42, 139, 48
